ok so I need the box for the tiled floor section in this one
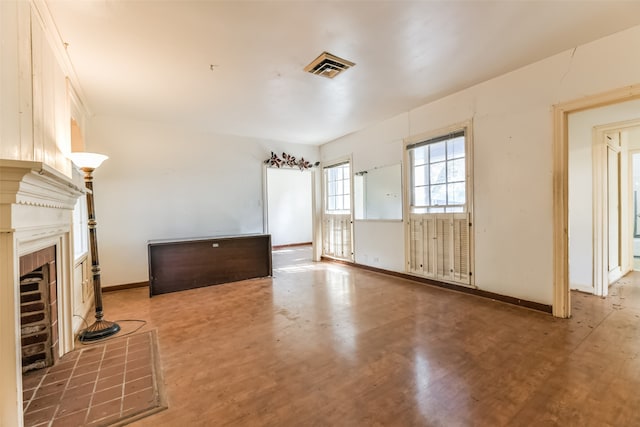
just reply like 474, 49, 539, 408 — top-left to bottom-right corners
22, 331, 165, 427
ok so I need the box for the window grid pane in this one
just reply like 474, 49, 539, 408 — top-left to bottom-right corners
413, 146, 429, 166
325, 164, 351, 213
414, 165, 428, 187
430, 161, 446, 184
430, 142, 446, 163
447, 137, 465, 160
409, 132, 466, 210
447, 158, 465, 182
414, 185, 429, 206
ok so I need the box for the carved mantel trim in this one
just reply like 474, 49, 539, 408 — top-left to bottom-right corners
0, 160, 84, 211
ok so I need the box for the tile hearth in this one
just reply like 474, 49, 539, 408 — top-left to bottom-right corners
22, 331, 165, 427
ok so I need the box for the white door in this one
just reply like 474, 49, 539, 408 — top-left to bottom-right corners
607, 133, 622, 284
404, 126, 473, 286
632, 152, 640, 269
322, 161, 353, 261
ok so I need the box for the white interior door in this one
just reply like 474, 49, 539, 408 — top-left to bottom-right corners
322, 161, 354, 261
607, 134, 622, 284
632, 152, 640, 267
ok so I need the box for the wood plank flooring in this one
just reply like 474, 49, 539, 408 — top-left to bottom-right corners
101, 247, 640, 426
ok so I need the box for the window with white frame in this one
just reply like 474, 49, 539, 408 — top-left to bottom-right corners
324, 162, 351, 214
405, 127, 472, 285
408, 130, 466, 213
73, 196, 88, 260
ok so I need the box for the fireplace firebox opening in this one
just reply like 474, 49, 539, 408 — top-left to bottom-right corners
19, 246, 58, 374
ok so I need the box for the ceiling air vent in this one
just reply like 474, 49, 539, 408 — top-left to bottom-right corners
304, 51, 355, 79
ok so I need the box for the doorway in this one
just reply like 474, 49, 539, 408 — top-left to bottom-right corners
590, 123, 640, 296
265, 167, 313, 248
605, 131, 622, 285
564, 93, 640, 314
321, 159, 354, 261
633, 151, 640, 270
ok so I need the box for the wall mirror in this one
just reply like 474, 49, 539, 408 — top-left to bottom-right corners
354, 163, 402, 220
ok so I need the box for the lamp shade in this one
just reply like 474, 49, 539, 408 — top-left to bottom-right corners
68, 152, 109, 169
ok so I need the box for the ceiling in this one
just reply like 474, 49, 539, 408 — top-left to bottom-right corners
46, 1, 640, 145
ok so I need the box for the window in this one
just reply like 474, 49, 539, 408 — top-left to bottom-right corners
408, 130, 466, 213
73, 196, 88, 259
324, 162, 350, 214
405, 127, 472, 286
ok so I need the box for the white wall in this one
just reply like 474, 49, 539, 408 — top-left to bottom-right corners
568, 100, 640, 292
353, 163, 402, 220
323, 113, 409, 270
266, 168, 312, 246
86, 116, 319, 287
630, 127, 640, 151
321, 24, 640, 305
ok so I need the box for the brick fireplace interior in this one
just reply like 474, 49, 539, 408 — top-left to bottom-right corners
0, 160, 86, 426
19, 246, 58, 374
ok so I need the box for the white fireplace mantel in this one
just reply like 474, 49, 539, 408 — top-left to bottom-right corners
0, 159, 83, 212
0, 159, 84, 427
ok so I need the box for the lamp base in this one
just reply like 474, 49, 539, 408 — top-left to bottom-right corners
78, 319, 121, 342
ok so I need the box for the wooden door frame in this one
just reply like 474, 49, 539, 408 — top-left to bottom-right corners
553, 84, 640, 318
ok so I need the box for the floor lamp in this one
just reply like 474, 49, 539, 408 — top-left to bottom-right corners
68, 152, 120, 342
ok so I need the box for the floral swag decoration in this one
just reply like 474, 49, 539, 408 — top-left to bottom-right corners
264, 151, 320, 171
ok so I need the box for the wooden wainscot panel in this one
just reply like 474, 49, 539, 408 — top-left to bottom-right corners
148, 234, 272, 296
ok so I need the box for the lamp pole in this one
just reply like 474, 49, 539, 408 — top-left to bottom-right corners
74, 161, 120, 342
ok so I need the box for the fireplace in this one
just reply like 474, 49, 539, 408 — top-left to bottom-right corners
19, 246, 58, 373
0, 160, 84, 426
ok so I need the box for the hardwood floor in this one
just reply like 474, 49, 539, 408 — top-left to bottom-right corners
101, 247, 640, 426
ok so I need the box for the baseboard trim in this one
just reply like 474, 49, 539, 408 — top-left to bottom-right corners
272, 242, 312, 250
321, 257, 553, 314
102, 281, 149, 292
